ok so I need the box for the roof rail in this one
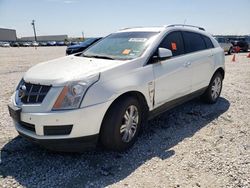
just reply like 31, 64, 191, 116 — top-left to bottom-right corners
119, 27, 133, 31
119, 26, 145, 31
166, 24, 205, 31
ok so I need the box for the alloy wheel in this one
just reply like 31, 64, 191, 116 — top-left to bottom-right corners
211, 77, 222, 100
120, 105, 139, 143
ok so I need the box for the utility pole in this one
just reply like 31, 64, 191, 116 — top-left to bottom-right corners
31, 20, 37, 42
183, 19, 187, 25
82, 31, 84, 40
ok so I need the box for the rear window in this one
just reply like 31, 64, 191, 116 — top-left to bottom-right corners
203, 36, 214, 49
182, 31, 207, 53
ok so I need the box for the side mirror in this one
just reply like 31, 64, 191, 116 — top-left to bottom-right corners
158, 48, 173, 59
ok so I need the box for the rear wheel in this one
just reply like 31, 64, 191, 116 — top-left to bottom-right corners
201, 72, 223, 104
100, 97, 142, 151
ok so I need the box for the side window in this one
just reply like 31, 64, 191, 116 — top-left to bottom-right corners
159, 31, 185, 56
203, 36, 214, 49
182, 31, 206, 53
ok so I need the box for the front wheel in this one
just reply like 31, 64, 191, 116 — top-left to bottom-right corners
201, 72, 223, 104
100, 97, 142, 151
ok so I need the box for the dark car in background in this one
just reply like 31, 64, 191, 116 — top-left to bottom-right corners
232, 40, 249, 52
66, 38, 102, 55
56, 41, 65, 46
10, 42, 20, 47
70, 41, 79, 46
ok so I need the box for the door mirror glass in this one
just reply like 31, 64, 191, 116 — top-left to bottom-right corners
158, 48, 173, 59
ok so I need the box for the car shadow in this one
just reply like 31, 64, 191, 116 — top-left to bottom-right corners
0, 97, 230, 187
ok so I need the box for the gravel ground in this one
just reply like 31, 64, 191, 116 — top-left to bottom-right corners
0, 47, 249, 188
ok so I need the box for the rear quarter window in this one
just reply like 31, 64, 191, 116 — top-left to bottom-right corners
203, 36, 214, 49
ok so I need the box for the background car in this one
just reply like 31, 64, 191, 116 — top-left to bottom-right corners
11, 42, 20, 47
0, 42, 10, 47
66, 38, 102, 55
32, 41, 39, 47
56, 41, 65, 46
64, 41, 71, 46
47, 41, 56, 46
21, 42, 31, 47
40, 42, 47, 46
70, 41, 79, 45
215, 37, 233, 54
232, 40, 249, 52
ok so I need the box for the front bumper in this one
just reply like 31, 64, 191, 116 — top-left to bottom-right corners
18, 131, 99, 152
10, 100, 112, 151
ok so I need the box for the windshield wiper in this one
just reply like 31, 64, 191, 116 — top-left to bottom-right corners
83, 55, 114, 60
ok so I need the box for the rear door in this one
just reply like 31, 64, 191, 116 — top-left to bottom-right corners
182, 31, 214, 92
152, 31, 192, 107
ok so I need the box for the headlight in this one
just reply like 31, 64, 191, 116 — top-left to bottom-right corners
15, 79, 25, 104
52, 74, 100, 110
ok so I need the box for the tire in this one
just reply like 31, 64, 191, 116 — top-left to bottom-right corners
201, 72, 223, 104
100, 97, 142, 151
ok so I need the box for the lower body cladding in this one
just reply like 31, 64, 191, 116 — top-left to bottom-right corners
10, 101, 112, 152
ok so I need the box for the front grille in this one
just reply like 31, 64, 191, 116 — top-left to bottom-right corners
20, 82, 51, 104
20, 121, 35, 132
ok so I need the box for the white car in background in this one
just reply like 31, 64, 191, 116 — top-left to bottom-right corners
32, 41, 39, 47
0, 42, 10, 47
215, 37, 233, 54
8, 24, 225, 152
22, 42, 31, 47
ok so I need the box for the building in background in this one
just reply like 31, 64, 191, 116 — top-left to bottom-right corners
0, 28, 17, 41
19, 35, 68, 42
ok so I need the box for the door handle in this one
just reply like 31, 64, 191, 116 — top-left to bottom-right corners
184, 62, 191, 67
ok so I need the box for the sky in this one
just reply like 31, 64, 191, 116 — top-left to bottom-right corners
0, 0, 249, 38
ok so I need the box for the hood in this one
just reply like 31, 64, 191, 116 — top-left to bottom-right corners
67, 44, 84, 49
24, 55, 123, 86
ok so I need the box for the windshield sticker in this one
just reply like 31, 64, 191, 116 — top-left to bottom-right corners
129, 38, 147, 42
122, 49, 131, 55
171, 42, 177, 51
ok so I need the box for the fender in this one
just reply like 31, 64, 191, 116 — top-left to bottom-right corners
81, 64, 155, 110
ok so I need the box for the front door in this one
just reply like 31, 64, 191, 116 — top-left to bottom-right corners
153, 31, 192, 108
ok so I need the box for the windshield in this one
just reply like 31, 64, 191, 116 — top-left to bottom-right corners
82, 32, 159, 60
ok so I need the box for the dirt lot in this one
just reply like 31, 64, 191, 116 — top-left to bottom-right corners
0, 47, 249, 188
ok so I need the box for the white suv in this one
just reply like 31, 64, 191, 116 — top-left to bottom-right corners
215, 37, 233, 55
8, 25, 225, 152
